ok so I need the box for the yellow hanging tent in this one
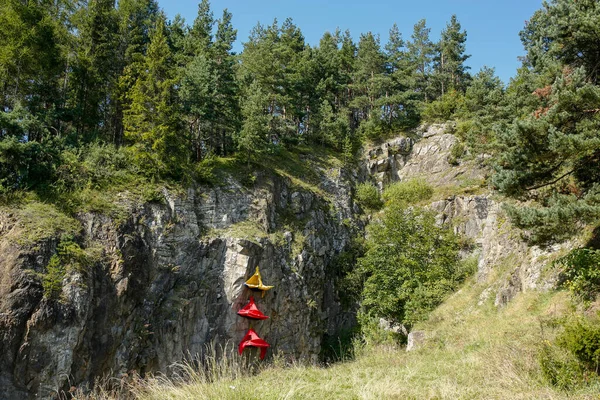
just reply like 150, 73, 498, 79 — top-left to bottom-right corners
244, 266, 273, 297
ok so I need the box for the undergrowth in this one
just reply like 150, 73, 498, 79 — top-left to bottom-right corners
71, 285, 600, 399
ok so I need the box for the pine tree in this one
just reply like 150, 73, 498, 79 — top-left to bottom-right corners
351, 32, 386, 121
521, 0, 600, 84
239, 18, 309, 144
113, 0, 159, 145
407, 19, 435, 102
455, 67, 507, 153
339, 30, 357, 121
491, 0, 600, 243
383, 23, 419, 129
0, 0, 70, 141
123, 14, 186, 178
237, 81, 270, 163
70, 0, 119, 140
433, 15, 470, 96
212, 9, 240, 155
179, 0, 215, 160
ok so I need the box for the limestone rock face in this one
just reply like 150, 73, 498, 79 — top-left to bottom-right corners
406, 331, 426, 352
364, 123, 572, 314
0, 171, 359, 399
0, 123, 577, 398
365, 123, 485, 189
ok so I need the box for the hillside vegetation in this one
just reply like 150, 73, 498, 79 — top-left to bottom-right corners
82, 286, 600, 399
2, 0, 600, 398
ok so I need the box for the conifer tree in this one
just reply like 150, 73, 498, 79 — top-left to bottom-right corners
212, 9, 240, 155
123, 14, 186, 178
70, 0, 119, 140
493, 0, 600, 242
351, 32, 385, 120
113, 0, 159, 145
434, 15, 470, 96
383, 23, 419, 129
180, 0, 215, 160
0, 0, 69, 141
237, 81, 271, 163
407, 19, 435, 102
339, 30, 357, 118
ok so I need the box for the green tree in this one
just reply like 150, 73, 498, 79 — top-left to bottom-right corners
237, 81, 270, 163
113, 0, 159, 145
383, 23, 420, 130
70, 0, 119, 141
212, 9, 240, 155
356, 202, 462, 327
123, 14, 186, 178
454, 67, 507, 153
239, 18, 310, 144
350, 32, 386, 124
494, 0, 600, 243
179, 3, 239, 159
0, 0, 70, 141
407, 19, 435, 102
434, 15, 470, 96
521, 0, 600, 84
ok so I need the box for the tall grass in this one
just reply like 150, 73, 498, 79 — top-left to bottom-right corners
74, 282, 600, 399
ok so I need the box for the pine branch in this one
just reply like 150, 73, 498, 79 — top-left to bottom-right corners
526, 169, 575, 191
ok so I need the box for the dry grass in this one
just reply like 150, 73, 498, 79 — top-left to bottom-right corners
77, 279, 600, 400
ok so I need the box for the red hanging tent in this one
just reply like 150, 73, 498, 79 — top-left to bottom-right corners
237, 297, 269, 320
238, 328, 270, 360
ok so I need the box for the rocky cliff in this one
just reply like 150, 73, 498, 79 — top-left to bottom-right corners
365, 123, 573, 312
0, 124, 574, 399
0, 164, 360, 398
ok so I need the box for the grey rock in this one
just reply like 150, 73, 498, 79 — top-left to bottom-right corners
378, 318, 408, 336
0, 171, 360, 398
406, 331, 426, 351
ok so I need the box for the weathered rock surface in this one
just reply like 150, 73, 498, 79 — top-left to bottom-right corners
0, 170, 359, 399
365, 123, 485, 189
0, 123, 577, 398
406, 331, 426, 352
365, 124, 572, 315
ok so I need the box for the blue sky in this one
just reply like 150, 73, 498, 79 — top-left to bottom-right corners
160, 0, 543, 84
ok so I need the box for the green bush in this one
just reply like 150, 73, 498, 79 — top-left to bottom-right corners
42, 237, 94, 299
357, 311, 406, 346
421, 90, 464, 123
539, 341, 586, 389
355, 182, 383, 211
447, 141, 466, 165
0, 136, 60, 194
382, 179, 433, 207
540, 316, 600, 389
354, 203, 463, 329
557, 248, 600, 301
558, 317, 600, 373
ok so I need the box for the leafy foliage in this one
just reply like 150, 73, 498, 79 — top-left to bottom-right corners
123, 15, 187, 179
355, 182, 382, 212
0, 0, 482, 197
355, 202, 464, 328
493, 0, 600, 243
42, 237, 94, 299
381, 179, 433, 206
557, 248, 600, 302
540, 315, 600, 389
539, 340, 586, 390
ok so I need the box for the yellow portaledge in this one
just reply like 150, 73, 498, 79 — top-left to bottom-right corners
244, 266, 274, 297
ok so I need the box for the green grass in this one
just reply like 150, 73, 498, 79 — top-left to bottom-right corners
259, 145, 344, 199
76, 277, 600, 400
1, 201, 81, 246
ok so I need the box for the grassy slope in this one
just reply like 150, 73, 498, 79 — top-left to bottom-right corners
121, 146, 600, 399
12, 143, 593, 399
127, 277, 598, 400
